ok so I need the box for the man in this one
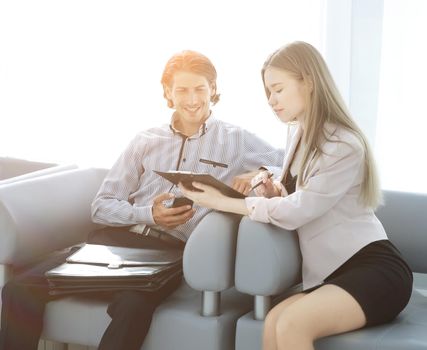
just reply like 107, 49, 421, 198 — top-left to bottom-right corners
0, 50, 283, 350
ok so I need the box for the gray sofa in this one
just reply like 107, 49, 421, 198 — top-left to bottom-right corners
235, 190, 427, 350
0, 156, 76, 296
0, 157, 55, 181
0, 168, 252, 350
0, 157, 76, 185
1, 167, 426, 349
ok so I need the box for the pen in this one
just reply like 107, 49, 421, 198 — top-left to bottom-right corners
250, 172, 274, 191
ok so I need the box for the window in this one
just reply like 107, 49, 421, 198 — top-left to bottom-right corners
375, 0, 427, 193
0, 0, 325, 167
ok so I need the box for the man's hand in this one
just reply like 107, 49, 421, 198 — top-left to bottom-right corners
152, 193, 195, 230
251, 171, 281, 198
232, 170, 261, 195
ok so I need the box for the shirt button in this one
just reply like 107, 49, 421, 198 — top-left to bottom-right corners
183, 158, 186, 162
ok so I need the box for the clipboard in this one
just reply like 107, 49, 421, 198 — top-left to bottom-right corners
154, 170, 246, 199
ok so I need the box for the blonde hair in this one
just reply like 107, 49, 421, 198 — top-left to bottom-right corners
262, 41, 381, 208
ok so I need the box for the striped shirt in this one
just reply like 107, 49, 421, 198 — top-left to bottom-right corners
91, 113, 284, 242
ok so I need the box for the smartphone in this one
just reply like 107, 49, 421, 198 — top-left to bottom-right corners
171, 197, 193, 208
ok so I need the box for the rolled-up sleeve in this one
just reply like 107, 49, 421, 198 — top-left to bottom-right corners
91, 135, 155, 226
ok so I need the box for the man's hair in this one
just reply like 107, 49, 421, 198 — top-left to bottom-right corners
161, 50, 220, 108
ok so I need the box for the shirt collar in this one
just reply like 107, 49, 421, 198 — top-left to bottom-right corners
169, 111, 215, 138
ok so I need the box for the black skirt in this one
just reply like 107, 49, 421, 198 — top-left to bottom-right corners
307, 239, 413, 327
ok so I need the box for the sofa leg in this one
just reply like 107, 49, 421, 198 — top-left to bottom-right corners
0, 264, 13, 287
38, 340, 68, 350
254, 295, 271, 321
201, 291, 220, 316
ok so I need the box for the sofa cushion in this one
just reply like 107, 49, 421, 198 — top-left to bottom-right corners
315, 272, 427, 349
376, 191, 427, 273
235, 273, 427, 350
43, 283, 252, 350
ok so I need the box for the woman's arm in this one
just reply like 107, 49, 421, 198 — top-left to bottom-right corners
246, 136, 365, 230
179, 182, 250, 216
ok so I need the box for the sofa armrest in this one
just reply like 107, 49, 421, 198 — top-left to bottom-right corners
183, 211, 241, 291
235, 217, 302, 296
0, 157, 56, 180
183, 211, 241, 316
0, 168, 107, 267
0, 163, 77, 186
234, 217, 302, 320
235, 217, 301, 320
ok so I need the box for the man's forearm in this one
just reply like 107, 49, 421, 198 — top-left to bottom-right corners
91, 198, 155, 226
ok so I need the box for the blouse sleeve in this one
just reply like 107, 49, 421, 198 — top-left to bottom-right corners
245, 136, 364, 230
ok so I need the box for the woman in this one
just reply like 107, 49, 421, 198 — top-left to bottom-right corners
179, 41, 413, 350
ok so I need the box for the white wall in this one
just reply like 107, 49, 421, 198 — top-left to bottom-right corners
375, 0, 427, 193
0, 0, 325, 168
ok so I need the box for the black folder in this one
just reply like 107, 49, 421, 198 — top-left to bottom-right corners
65, 243, 182, 267
45, 244, 183, 295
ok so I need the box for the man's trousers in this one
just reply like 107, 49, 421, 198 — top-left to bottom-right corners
0, 227, 183, 350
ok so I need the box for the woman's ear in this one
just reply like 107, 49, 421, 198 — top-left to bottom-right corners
305, 77, 314, 93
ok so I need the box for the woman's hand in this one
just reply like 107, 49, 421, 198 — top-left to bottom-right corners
179, 182, 251, 216
178, 182, 226, 210
251, 171, 281, 198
